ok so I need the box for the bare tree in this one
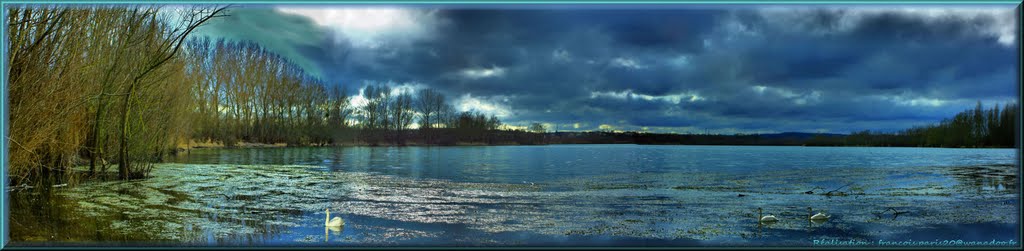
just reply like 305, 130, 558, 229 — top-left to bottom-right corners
438, 103, 457, 129
391, 92, 415, 143
361, 83, 391, 130
328, 85, 352, 128
529, 123, 547, 133
416, 88, 446, 129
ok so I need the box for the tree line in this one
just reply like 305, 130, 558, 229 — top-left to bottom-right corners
184, 37, 338, 146
182, 38, 505, 147
555, 102, 1018, 148
806, 102, 1018, 147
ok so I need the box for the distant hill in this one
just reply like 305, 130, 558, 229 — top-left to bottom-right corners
756, 132, 847, 139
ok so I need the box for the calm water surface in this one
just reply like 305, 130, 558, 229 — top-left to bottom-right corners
9, 145, 1020, 246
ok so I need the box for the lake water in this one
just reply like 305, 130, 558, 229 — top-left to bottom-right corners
8, 145, 1020, 247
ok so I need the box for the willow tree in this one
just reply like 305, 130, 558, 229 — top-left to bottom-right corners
6, 5, 228, 183
85, 8, 139, 175
7, 7, 78, 183
115, 6, 228, 179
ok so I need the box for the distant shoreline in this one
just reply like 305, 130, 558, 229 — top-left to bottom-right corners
178, 140, 509, 151
177, 139, 1016, 151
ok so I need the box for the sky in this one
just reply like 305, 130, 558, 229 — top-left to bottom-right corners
191, 4, 1019, 134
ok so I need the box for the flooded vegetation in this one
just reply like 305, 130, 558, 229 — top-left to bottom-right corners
9, 145, 1019, 247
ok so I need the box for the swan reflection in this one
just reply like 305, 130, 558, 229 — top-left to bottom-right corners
325, 224, 344, 242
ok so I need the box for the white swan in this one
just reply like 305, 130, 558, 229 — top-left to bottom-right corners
758, 207, 778, 223
325, 208, 345, 227
808, 207, 830, 221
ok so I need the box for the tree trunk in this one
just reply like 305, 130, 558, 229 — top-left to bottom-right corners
118, 79, 137, 179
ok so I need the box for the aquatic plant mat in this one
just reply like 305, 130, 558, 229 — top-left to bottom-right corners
8, 163, 1018, 246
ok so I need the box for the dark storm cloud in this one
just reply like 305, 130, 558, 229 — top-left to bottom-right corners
198, 6, 1018, 133
192, 7, 354, 81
